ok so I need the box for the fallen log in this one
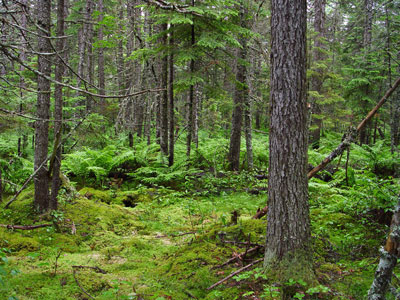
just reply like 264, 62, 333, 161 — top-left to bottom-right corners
0, 223, 52, 230
253, 77, 400, 219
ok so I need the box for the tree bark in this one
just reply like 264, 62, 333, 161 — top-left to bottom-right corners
168, 28, 175, 167
34, 0, 52, 212
186, 3, 195, 160
228, 1, 248, 171
50, 0, 66, 211
368, 195, 400, 300
98, 0, 106, 111
160, 23, 169, 156
309, 0, 326, 149
264, 0, 310, 265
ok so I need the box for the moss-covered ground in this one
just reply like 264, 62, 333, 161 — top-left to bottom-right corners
0, 176, 396, 300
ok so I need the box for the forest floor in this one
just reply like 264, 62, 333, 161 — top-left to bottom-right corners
0, 180, 388, 300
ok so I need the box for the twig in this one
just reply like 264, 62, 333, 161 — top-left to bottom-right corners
211, 246, 263, 270
0, 223, 52, 230
207, 258, 263, 290
155, 231, 196, 238
221, 241, 262, 248
72, 267, 95, 299
53, 249, 63, 276
72, 265, 107, 274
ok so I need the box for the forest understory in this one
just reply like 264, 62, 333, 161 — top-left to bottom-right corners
0, 131, 399, 300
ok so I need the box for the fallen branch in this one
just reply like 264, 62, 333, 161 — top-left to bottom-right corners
207, 258, 263, 290
252, 206, 268, 219
72, 265, 107, 274
0, 223, 52, 230
221, 241, 263, 248
253, 77, 400, 219
212, 246, 263, 270
72, 265, 108, 299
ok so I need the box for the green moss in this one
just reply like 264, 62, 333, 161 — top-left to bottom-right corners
79, 187, 113, 204
0, 230, 40, 254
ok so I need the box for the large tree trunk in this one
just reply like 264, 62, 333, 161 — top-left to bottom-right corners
264, 0, 310, 269
50, 0, 66, 211
391, 50, 400, 153
34, 0, 52, 212
309, 0, 326, 149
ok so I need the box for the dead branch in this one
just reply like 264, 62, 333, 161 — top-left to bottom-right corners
207, 258, 263, 290
0, 223, 52, 230
72, 265, 107, 274
72, 267, 95, 299
252, 206, 268, 219
211, 246, 263, 270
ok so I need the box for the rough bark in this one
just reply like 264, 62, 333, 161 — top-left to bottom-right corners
98, 0, 106, 111
264, 0, 310, 263
368, 195, 400, 300
391, 50, 400, 153
186, 4, 195, 159
309, 0, 326, 149
160, 23, 169, 156
244, 87, 253, 170
50, 0, 66, 211
228, 1, 248, 171
18, 0, 27, 157
34, 0, 52, 212
168, 29, 175, 167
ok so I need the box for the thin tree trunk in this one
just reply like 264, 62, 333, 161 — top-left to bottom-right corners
18, 0, 27, 157
186, 5, 195, 160
310, 0, 326, 149
160, 23, 169, 156
85, 0, 94, 111
50, 0, 66, 211
228, 1, 248, 171
244, 94, 253, 170
98, 0, 106, 111
168, 29, 175, 166
34, 0, 52, 212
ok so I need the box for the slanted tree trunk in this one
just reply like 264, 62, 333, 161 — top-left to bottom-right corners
264, 0, 311, 271
309, 0, 326, 149
50, 0, 66, 211
228, 1, 248, 171
34, 0, 52, 212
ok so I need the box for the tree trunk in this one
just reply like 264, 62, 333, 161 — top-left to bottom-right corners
391, 50, 400, 153
168, 29, 175, 167
228, 1, 248, 171
368, 195, 400, 300
98, 0, 106, 111
160, 23, 169, 156
186, 4, 195, 160
34, 0, 52, 212
50, 0, 66, 211
244, 94, 253, 171
309, 0, 326, 149
264, 0, 310, 267
85, 0, 94, 111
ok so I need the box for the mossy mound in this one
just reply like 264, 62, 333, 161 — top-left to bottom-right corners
79, 187, 153, 207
